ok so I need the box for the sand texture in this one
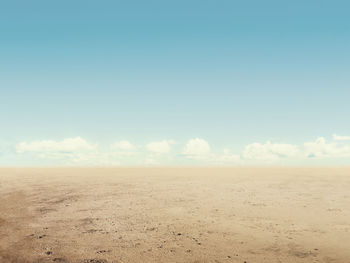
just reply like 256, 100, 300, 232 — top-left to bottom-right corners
0, 168, 349, 263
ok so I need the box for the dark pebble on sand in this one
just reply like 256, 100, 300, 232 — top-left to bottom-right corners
53, 258, 66, 262
82, 260, 108, 263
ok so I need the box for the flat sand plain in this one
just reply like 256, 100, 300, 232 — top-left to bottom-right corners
0, 168, 349, 263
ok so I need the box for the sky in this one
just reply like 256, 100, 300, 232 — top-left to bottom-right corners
1, 0, 350, 166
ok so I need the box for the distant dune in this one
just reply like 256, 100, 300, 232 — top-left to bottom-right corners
1, 168, 349, 263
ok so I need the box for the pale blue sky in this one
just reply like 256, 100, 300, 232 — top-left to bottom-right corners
1, 1, 350, 166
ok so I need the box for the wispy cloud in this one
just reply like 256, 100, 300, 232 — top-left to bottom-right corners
212, 149, 241, 165
16, 137, 96, 153
242, 141, 299, 162
146, 140, 175, 154
332, 134, 350, 141
111, 140, 136, 151
304, 137, 350, 158
15, 137, 102, 165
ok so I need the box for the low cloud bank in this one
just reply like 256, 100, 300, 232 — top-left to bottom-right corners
242, 142, 299, 161
16, 137, 95, 153
304, 137, 350, 158
111, 140, 135, 151
13, 134, 350, 165
332, 134, 350, 141
146, 140, 175, 154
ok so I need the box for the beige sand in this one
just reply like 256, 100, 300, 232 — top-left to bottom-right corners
0, 168, 349, 263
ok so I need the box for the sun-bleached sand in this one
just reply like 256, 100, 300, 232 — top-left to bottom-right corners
0, 168, 349, 263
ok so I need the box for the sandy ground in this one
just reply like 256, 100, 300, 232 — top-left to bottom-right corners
0, 168, 349, 263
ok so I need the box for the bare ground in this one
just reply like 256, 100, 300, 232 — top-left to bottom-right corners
0, 168, 349, 263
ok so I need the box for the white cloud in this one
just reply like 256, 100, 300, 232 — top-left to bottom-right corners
183, 138, 211, 159
54, 151, 121, 166
144, 157, 158, 166
223, 148, 230, 155
146, 140, 175, 154
16, 137, 95, 153
304, 137, 350, 158
332, 134, 350, 141
111, 140, 136, 151
15, 137, 100, 165
242, 141, 299, 161
12, 134, 350, 166
214, 149, 241, 164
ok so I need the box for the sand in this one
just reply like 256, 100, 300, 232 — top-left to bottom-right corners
0, 167, 349, 263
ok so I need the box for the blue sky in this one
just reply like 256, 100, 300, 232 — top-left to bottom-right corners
1, 0, 350, 166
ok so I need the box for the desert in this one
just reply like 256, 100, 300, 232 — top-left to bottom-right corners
0, 167, 349, 263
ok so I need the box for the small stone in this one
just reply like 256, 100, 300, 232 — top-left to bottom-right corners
52, 258, 66, 262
